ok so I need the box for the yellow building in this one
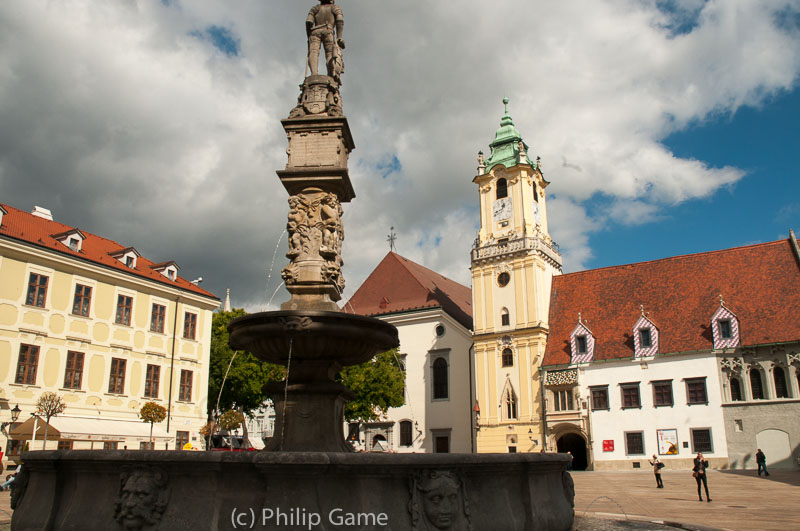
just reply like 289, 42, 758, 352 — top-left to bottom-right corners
0, 203, 218, 469
471, 100, 562, 453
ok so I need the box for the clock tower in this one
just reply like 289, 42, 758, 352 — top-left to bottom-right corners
471, 98, 562, 453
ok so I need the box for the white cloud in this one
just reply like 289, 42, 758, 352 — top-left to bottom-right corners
1, 0, 798, 311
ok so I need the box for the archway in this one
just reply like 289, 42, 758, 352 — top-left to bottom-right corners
556, 432, 588, 471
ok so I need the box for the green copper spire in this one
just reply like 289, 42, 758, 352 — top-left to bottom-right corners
481, 97, 535, 174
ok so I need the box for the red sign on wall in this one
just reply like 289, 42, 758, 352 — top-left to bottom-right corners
602, 440, 614, 452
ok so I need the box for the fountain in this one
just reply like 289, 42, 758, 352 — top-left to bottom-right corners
12, 3, 574, 529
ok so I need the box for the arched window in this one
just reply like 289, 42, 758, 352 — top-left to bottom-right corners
750, 369, 765, 400
399, 420, 413, 447
432, 357, 448, 399
501, 308, 510, 327
496, 178, 508, 199
774, 367, 789, 398
730, 377, 742, 401
504, 388, 518, 420
501, 348, 513, 367
533, 185, 538, 202
371, 434, 388, 452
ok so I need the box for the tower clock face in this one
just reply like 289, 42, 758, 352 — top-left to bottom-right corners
493, 197, 512, 221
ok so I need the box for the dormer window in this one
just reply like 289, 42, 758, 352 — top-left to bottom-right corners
52, 229, 86, 253
633, 311, 659, 358
110, 247, 140, 269
496, 178, 508, 199
151, 261, 180, 282
0, 205, 7, 227
126, 256, 135, 268
570, 317, 595, 363
711, 299, 740, 349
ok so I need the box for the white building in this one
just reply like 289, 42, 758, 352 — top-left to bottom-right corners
346, 252, 474, 453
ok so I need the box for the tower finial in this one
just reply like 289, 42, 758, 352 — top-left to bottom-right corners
503, 96, 509, 114
640, 304, 645, 316
387, 226, 397, 252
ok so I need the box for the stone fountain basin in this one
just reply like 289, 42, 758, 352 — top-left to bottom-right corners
228, 310, 399, 367
13, 450, 575, 531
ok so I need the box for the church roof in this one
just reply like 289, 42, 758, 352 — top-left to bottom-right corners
0, 202, 218, 300
542, 238, 800, 367
345, 252, 473, 330
481, 97, 536, 173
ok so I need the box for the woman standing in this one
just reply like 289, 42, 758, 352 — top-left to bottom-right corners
648, 454, 664, 488
693, 452, 711, 502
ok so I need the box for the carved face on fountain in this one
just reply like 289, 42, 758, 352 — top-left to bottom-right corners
114, 467, 170, 531
416, 471, 464, 530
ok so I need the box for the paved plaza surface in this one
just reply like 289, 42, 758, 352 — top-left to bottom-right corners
0, 469, 797, 530
573, 468, 800, 531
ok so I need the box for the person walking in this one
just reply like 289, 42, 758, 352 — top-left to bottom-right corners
693, 452, 711, 502
756, 448, 770, 476
649, 454, 664, 488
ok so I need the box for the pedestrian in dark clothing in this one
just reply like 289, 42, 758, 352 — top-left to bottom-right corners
649, 454, 664, 488
693, 452, 711, 502
756, 449, 770, 476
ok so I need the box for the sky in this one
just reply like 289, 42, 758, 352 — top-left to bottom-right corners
1, 0, 799, 311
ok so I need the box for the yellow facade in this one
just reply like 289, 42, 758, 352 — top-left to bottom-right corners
0, 221, 218, 468
470, 117, 562, 453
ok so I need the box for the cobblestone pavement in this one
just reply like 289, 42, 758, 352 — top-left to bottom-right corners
573, 468, 800, 531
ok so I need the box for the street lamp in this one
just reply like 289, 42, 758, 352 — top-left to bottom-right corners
2, 404, 22, 462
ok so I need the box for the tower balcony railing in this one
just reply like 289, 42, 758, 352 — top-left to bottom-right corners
471, 236, 562, 266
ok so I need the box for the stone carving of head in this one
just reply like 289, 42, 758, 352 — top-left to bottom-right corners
409, 470, 471, 531
114, 466, 170, 531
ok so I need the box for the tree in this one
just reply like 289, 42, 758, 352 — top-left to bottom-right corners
36, 391, 66, 449
218, 409, 244, 432
340, 349, 404, 422
208, 309, 284, 447
139, 401, 167, 449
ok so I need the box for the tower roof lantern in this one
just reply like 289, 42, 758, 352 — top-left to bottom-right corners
481, 97, 536, 174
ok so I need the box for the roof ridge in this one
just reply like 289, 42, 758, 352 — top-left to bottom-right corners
559, 239, 787, 278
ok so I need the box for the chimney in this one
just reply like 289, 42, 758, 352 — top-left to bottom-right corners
31, 206, 53, 221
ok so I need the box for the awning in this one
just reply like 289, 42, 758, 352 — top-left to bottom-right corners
10, 416, 172, 442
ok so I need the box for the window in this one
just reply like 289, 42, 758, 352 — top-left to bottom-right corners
432, 357, 448, 400
774, 367, 789, 398
686, 378, 708, 405
691, 428, 713, 453
501, 348, 513, 367
652, 380, 673, 407
57, 440, 73, 450
496, 178, 508, 199
501, 308, 510, 326
115, 295, 132, 325
72, 284, 92, 316
179, 370, 193, 401
7, 440, 24, 456
730, 378, 743, 401
553, 389, 574, 412
576, 335, 587, 354
63, 351, 84, 390
103, 441, 119, 450
144, 364, 160, 398
504, 388, 518, 419
621, 383, 641, 409
176, 431, 190, 450
433, 434, 450, 454
639, 328, 652, 348
183, 312, 197, 340
625, 432, 645, 455
435, 324, 445, 337
26, 273, 48, 307
399, 420, 413, 447
718, 320, 732, 339
750, 370, 765, 400
347, 423, 360, 442
497, 272, 510, 287
150, 304, 166, 333
590, 386, 609, 410
140, 441, 154, 450
126, 256, 135, 268
108, 358, 126, 394
68, 237, 80, 251
15, 344, 39, 385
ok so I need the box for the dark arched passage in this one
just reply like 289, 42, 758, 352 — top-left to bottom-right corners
557, 432, 588, 471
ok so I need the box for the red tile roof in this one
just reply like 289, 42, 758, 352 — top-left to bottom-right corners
0, 203, 217, 300
543, 239, 800, 367
345, 252, 473, 330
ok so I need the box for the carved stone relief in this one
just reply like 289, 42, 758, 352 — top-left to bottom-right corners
408, 470, 472, 531
114, 466, 170, 531
289, 77, 343, 118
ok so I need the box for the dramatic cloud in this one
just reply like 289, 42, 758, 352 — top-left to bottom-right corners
1, 0, 799, 310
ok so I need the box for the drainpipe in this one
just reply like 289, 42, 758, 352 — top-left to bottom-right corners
539, 366, 548, 451
468, 344, 475, 453
166, 296, 180, 433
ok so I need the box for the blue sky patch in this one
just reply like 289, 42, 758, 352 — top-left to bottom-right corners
377, 154, 402, 179
654, 0, 705, 37
190, 25, 240, 57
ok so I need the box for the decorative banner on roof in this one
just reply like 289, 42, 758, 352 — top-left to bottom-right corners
545, 369, 578, 386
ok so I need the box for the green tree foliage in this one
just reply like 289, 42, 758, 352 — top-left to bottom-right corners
219, 409, 244, 432
208, 309, 285, 417
139, 401, 167, 448
340, 349, 404, 422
